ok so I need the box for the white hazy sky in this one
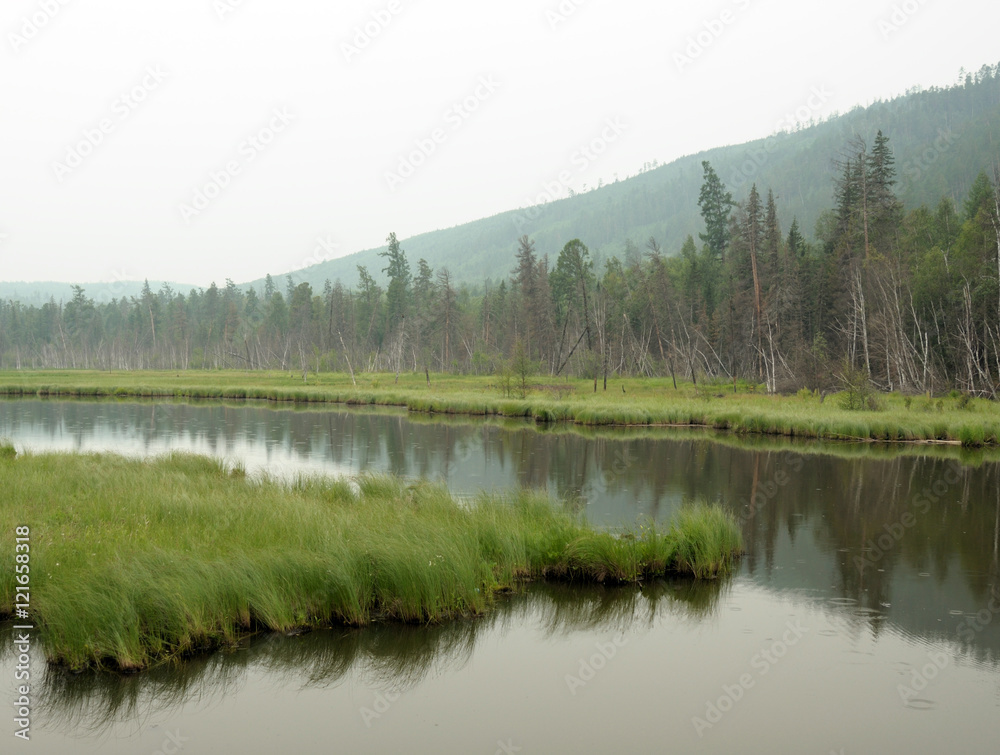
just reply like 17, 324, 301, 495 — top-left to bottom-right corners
1, 0, 996, 288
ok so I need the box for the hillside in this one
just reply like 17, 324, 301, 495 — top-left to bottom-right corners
4, 67, 999, 304
0, 280, 197, 309
260, 67, 1000, 292
4, 69, 1000, 393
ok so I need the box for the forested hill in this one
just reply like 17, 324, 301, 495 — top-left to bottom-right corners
5, 65, 1000, 396
2, 64, 998, 307
257, 65, 1000, 291
0, 280, 195, 310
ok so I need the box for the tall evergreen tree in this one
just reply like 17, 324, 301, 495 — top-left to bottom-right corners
380, 232, 411, 335
868, 130, 902, 253
698, 161, 735, 260
787, 218, 805, 258
764, 189, 782, 270
552, 239, 595, 354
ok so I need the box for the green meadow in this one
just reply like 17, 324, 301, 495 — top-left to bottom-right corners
1, 369, 998, 446
0, 448, 742, 672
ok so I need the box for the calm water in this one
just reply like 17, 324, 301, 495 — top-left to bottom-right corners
2, 398, 999, 753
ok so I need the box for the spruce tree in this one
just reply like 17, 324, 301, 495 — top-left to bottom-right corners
698, 161, 734, 260
380, 232, 411, 334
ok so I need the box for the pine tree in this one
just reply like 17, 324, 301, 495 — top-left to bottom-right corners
868, 130, 902, 253
380, 232, 411, 336
698, 161, 734, 260
514, 235, 538, 358
552, 239, 595, 353
742, 185, 765, 380
764, 189, 782, 271
787, 218, 805, 258
965, 171, 995, 221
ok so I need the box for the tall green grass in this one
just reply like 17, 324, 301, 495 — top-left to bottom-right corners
0, 451, 742, 672
2, 369, 998, 446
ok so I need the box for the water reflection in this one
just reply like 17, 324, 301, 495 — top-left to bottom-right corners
2, 399, 998, 671
23, 580, 728, 736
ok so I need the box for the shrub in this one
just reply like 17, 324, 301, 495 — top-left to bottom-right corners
511, 341, 535, 399
836, 361, 884, 412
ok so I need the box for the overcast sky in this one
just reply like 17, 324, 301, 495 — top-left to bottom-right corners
1, 0, 996, 289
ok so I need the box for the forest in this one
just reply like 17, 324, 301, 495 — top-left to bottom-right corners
1, 129, 999, 398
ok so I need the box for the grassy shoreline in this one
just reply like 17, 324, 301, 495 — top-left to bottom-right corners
2, 369, 999, 447
4, 390, 997, 468
0, 450, 742, 672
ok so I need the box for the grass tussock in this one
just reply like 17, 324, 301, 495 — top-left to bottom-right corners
0, 452, 742, 672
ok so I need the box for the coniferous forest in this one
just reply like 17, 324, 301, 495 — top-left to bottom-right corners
2, 129, 999, 397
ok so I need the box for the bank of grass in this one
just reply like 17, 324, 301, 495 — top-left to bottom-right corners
1, 370, 998, 446
0, 451, 741, 672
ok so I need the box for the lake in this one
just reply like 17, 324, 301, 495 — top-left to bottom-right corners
2, 398, 999, 753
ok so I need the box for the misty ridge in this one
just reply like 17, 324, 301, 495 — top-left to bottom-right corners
2, 66, 1000, 397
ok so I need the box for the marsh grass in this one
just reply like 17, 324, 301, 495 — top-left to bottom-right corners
0, 451, 742, 672
2, 370, 998, 446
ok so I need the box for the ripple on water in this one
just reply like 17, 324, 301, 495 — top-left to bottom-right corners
852, 607, 883, 616
827, 597, 858, 607
851, 607, 887, 622
904, 698, 937, 711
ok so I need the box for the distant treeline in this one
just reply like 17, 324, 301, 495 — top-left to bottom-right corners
2, 132, 999, 395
